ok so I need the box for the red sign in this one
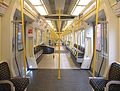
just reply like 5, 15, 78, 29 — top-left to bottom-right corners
28, 28, 33, 34
28, 28, 33, 37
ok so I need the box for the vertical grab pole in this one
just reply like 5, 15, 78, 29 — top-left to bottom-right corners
20, 0, 27, 77
58, 0, 61, 80
73, 19, 76, 52
93, 0, 100, 77
77, 21, 80, 59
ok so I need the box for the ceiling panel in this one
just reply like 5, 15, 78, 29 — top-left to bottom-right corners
55, 0, 65, 13
43, 0, 78, 31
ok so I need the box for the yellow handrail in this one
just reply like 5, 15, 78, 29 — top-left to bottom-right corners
62, 1, 96, 36
20, 0, 27, 77
92, 0, 100, 77
58, 0, 61, 80
73, 19, 76, 52
76, 21, 80, 59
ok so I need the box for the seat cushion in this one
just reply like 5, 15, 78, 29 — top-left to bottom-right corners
90, 79, 108, 91
108, 62, 120, 81
10, 78, 29, 91
0, 62, 11, 80
0, 83, 11, 91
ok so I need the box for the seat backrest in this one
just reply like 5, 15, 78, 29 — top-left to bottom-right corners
0, 62, 11, 80
108, 62, 120, 81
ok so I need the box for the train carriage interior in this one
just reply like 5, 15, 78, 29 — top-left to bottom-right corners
0, 0, 120, 91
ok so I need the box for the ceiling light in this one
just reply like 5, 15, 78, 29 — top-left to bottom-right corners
29, 0, 42, 5
63, 21, 73, 30
72, 6, 85, 16
35, 6, 47, 15
66, 21, 73, 27
83, 2, 96, 14
24, 1, 33, 11
46, 20, 51, 23
46, 20, 54, 28
78, 0, 91, 5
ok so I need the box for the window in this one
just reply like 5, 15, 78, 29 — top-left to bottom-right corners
17, 23, 23, 51
40, 31, 42, 43
96, 24, 102, 51
102, 23, 107, 54
34, 30, 37, 46
81, 30, 85, 47
96, 23, 107, 54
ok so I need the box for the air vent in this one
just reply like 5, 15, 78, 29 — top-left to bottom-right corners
116, 0, 120, 2
0, 3, 7, 15
112, 2, 120, 16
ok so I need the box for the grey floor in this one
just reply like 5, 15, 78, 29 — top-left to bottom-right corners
27, 69, 92, 91
38, 46, 80, 69
27, 46, 92, 91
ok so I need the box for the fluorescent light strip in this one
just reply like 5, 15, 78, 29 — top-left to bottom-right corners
71, 0, 80, 15
83, 2, 96, 15
35, 6, 47, 15
40, 0, 48, 15
29, 0, 42, 5
46, 20, 54, 28
63, 21, 73, 30
24, 1, 33, 11
78, 0, 91, 5
72, 6, 85, 16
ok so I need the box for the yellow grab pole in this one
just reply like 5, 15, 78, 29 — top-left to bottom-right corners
58, 0, 61, 80
76, 21, 80, 59
20, 0, 27, 77
93, 0, 100, 77
73, 19, 76, 53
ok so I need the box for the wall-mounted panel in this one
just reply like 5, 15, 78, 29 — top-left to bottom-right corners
0, 2, 7, 15
112, 2, 120, 17
0, 17, 1, 60
0, 0, 11, 5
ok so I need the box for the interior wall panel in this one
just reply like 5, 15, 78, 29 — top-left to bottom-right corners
0, 16, 1, 60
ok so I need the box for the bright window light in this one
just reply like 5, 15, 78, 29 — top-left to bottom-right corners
83, 2, 96, 14
24, 1, 33, 11
46, 20, 54, 28
29, 0, 42, 5
78, 0, 91, 5
72, 6, 85, 16
63, 21, 73, 30
67, 21, 73, 27
35, 6, 47, 15
46, 20, 51, 23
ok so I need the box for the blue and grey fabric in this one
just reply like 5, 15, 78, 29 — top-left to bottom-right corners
10, 78, 29, 91
0, 62, 29, 91
89, 62, 120, 91
0, 83, 11, 91
90, 79, 108, 91
0, 62, 11, 80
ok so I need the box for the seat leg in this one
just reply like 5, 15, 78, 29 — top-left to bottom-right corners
24, 88, 27, 91
92, 88, 95, 91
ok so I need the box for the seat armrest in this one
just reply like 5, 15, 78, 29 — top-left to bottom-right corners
0, 80, 15, 91
105, 81, 120, 91
89, 77, 106, 80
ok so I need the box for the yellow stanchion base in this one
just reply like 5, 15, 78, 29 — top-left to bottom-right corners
58, 76, 61, 80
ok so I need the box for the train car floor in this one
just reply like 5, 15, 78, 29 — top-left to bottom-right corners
27, 46, 92, 91
27, 69, 92, 91
38, 46, 80, 69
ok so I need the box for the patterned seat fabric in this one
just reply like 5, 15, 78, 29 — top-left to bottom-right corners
10, 78, 29, 91
108, 63, 120, 91
0, 83, 11, 91
90, 79, 108, 91
0, 62, 29, 91
90, 62, 120, 91
108, 63, 120, 81
0, 62, 11, 80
